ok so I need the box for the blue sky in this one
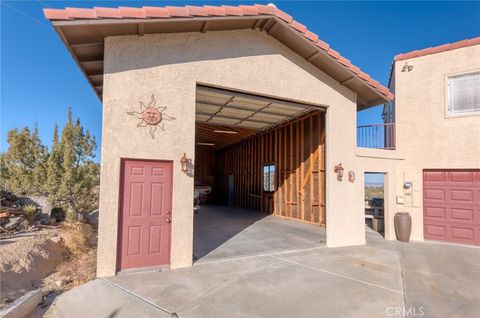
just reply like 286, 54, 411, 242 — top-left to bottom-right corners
2, 1, 479, 179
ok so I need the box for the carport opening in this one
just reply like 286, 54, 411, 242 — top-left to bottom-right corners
364, 172, 385, 237
193, 85, 326, 262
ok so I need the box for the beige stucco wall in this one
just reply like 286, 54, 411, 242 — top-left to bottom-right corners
97, 29, 377, 277
391, 44, 480, 241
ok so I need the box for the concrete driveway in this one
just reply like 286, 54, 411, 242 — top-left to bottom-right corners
45, 210, 480, 318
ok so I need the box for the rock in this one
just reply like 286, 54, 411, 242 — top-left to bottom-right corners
36, 212, 50, 225
86, 210, 99, 227
18, 219, 30, 231
55, 278, 72, 287
50, 236, 62, 244
4, 216, 24, 230
50, 217, 57, 226
77, 213, 85, 222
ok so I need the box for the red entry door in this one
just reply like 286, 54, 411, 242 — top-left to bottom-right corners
118, 159, 173, 271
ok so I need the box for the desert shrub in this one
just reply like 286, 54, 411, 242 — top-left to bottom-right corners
65, 207, 77, 222
60, 221, 93, 256
21, 203, 37, 221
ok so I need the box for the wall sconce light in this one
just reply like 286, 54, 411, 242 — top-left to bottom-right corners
403, 181, 413, 189
180, 153, 191, 173
348, 171, 355, 183
334, 163, 344, 181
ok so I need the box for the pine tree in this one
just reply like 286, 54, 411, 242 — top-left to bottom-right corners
46, 124, 63, 207
31, 124, 49, 194
1, 126, 48, 195
57, 109, 97, 216
1, 109, 99, 216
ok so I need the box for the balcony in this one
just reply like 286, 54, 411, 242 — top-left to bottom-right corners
357, 123, 395, 150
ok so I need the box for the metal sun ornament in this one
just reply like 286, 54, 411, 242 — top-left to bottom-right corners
127, 95, 176, 139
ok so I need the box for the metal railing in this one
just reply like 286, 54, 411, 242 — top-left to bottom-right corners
356, 123, 395, 149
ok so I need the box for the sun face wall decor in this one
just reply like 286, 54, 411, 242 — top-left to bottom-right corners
127, 95, 176, 139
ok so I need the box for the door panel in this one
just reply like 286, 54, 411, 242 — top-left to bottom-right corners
423, 170, 480, 245
118, 160, 173, 271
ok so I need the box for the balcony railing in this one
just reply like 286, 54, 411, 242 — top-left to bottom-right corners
357, 123, 395, 150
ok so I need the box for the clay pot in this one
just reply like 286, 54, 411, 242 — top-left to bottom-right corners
394, 212, 412, 242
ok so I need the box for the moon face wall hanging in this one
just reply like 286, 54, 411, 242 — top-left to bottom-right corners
127, 95, 176, 139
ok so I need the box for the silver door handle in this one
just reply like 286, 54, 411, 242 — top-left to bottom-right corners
165, 217, 171, 223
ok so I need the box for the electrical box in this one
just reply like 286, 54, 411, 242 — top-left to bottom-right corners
396, 195, 405, 204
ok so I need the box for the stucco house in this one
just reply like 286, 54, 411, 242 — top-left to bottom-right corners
385, 39, 480, 245
43, 4, 479, 277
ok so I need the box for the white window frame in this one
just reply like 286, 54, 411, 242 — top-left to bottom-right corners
445, 70, 480, 117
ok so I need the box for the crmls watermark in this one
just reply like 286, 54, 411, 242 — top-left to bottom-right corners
385, 306, 425, 317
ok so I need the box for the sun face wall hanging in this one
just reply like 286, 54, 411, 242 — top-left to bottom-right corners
127, 95, 176, 139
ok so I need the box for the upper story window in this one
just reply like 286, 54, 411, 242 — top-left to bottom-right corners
447, 72, 480, 115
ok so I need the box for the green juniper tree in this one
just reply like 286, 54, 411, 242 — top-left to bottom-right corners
1, 109, 99, 219
57, 109, 97, 218
46, 124, 64, 207
0, 126, 48, 195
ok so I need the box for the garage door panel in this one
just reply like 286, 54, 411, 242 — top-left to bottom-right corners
450, 189, 474, 202
424, 223, 446, 239
450, 226, 475, 242
424, 171, 445, 183
449, 171, 475, 184
424, 169, 480, 246
449, 208, 474, 222
424, 206, 445, 219
424, 188, 445, 201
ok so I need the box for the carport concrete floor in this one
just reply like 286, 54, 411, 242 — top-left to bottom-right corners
45, 206, 480, 318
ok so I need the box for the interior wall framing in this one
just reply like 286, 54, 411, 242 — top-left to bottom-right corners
214, 111, 326, 225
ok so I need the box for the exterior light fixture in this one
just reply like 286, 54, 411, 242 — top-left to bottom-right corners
403, 181, 413, 189
180, 153, 191, 172
213, 130, 238, 134
196, 143, 215, 146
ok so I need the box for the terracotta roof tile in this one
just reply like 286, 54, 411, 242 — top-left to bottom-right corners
273, 8, 293, 23
239, 5, 259, 16
304, 30, 319, 43
165, 6, 190, 18
144, 6, 170, 18
185, 6, 208, 17
315, 39, 330, 51
254, 4, 275, 15
395, 36, 480, 61
349, 65, 361, 75
222, 6, 244, 16
44, 8, 72, 20
338, 56, 351, 67
204, 6, 226, 16
65, 8, 96, 19
289, 20, 306, 33
94, 7, 122, 19
43, 4, 393, 101
327, 48, 341, 60
119, 7, 147, 19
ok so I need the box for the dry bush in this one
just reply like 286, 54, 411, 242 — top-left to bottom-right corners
60, 221, 93, 256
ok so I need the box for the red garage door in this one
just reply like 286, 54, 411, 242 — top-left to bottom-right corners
423, 170, 480, 245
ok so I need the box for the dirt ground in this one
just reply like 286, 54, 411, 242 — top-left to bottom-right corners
0, 222, 97, 316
